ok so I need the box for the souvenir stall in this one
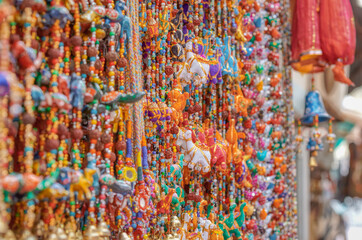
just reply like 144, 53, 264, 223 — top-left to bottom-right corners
0, 0, 298, 239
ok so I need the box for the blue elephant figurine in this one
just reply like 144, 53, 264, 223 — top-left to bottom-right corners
115, 0, 132, 44
215, 37, 226, 71
58, 167, 73, 190
220, 36, 239, 77
31, 85, 45, 107
254, 17, 262, 28
99, 171, 133, 196
70, 73, 86, 109
244, 42, 254, 57
0, 72, 9, 97
42, 6, 74, 29
269, 233, 277, 240
40, 68, 51, 85
86, 153, 101, 194
307, 137, 317, 151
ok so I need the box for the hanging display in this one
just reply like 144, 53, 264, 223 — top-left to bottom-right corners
0, 0, 298, 239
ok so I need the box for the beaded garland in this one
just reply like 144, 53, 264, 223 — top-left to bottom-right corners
0, 0, 298, 239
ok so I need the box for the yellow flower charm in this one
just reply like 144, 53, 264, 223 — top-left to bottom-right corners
123, 166, 137, 182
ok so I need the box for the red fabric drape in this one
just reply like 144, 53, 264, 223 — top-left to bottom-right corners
291, 0, 324, 73
319, 0, 356, 65
320, 0, 356, 85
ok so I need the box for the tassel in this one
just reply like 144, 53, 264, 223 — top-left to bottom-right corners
332, 62, 355, 86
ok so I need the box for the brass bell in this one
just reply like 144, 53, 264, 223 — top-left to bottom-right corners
3, 229, 16, 240
84, 225, 99, 240
310, 156, 318, 169
65, 221, 76, 235
170, 216, 181, 228
98, 221, 111, 239
166, 233, 181, 240
33, 221, 44, 238
48, 232, 58, 240
67, 231, 77, 240
166, 233, 174, 240
120, 232, 132, 240
56, 227, 68, 240
0, 217, 8, 235
20, 229, 37, 240
75, 230, 83, 240
170, 216, 181, 234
